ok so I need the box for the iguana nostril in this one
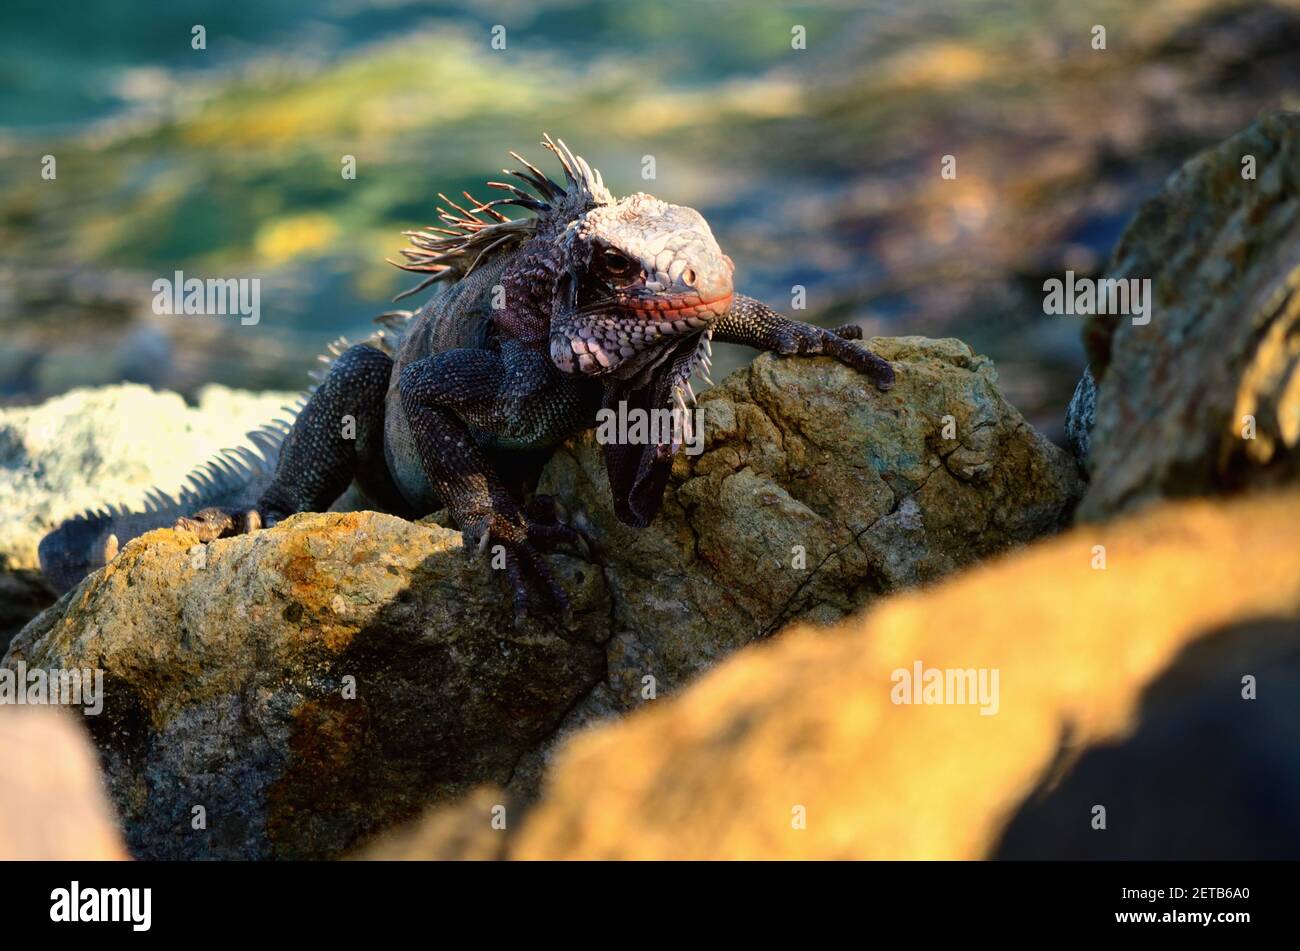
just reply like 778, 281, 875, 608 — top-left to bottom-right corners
683, 268, 697, 287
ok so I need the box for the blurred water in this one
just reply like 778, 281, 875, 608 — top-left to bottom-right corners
1, 0, 1298, 438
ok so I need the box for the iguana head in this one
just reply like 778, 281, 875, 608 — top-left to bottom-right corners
548, 191, 735, 526
546, 192, 734, 384
394, 136, 736, 526
393, 135, 730, 397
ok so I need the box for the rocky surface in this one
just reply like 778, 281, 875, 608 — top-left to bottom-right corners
0, 383, 297, 574
352, 785, 514, 861
502, 489, 1300, 860
4, 339, 1082, 858
1070, 111, 1300, 517
6, 513, 608, 860
541, 336, 1082, 697
0, 708, 128, 860
0, 384, 296, 645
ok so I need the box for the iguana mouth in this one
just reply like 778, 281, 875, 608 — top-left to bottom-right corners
618, 290, 735, 320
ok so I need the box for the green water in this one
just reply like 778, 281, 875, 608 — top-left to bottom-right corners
1, 0, 1297, 434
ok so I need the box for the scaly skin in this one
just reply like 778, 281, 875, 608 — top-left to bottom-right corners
63, 137, 896, 619
714, 295, 895, 385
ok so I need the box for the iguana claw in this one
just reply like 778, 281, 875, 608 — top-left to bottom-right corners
174, 507, 263, 542
460, 505, 583, 624
772, 323, 895, 391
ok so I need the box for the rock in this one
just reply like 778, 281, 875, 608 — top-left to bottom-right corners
1064, 366, 1095, 463
507, 490, 1300, 860
0, 708, 129, 860
351, 785, 514, 861
1072, 111, 1300, 518
4, 513, 609, 860
539, 337, 1083, 706
0, 383, 297, 575
0, 383, 298, 647
4, 339, 1082, 857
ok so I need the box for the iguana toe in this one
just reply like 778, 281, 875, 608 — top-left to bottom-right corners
504, 543, 572, 626
174, 507, 263, 542
820, 333, 896, 391
461, 509, 577, 623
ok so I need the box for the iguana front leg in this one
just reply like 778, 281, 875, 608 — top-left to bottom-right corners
176, 344, 408, 540
713, 294, 895, 390
397, 341, 589, 620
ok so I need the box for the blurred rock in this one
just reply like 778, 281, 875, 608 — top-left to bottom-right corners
4, 341, 1081, 856
351, 786, 514, 861
996, 611, 1300, 859
0, 707, 128, 860
508, 490, 1300, 860
1073, 111, 1300, 516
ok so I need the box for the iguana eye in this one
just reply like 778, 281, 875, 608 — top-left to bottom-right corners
599, 248, 636, 280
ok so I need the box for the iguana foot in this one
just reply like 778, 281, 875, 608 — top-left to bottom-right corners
174, 507, 263, 542
773, 323, 895, 391
461, 506, 584, 624
714, 297, 896, 391
524, 494, 593, 560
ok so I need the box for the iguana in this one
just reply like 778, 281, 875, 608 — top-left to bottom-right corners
40, 136, 895, 616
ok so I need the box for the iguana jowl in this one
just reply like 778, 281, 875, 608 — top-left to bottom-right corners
41, 136, 894, 615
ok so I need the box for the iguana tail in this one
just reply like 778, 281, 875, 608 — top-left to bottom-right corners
38, 319, 412, 595
38, 418, 293, 594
